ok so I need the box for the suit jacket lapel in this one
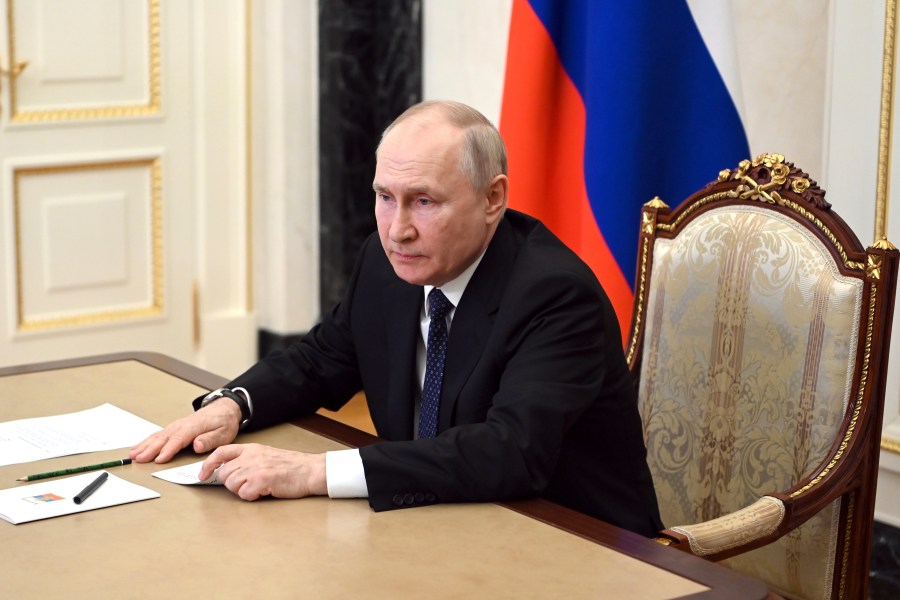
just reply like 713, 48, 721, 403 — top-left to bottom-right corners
384, 279, 422, 440
439, 219, 516, 430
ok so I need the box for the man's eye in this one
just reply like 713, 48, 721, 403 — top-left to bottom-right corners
418, 198, 431, 206
379, 194, 391, 202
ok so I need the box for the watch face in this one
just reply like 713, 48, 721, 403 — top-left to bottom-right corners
201, 389, 226, 407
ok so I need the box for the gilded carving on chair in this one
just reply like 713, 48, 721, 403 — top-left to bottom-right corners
718, 153, 828, 211
638, 205, 863, 599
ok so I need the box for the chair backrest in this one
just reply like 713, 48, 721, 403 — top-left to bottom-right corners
628, 155, 898, 599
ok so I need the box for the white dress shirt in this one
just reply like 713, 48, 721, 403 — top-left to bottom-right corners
325, 251, 485, 498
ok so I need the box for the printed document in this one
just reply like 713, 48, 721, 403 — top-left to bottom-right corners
153, 460, 225, 485
0, 471, 160, 524
0, 404, 161, 467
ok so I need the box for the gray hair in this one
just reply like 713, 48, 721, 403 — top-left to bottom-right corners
378, 100, 508, 191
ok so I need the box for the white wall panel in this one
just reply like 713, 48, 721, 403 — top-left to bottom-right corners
9, 156, 162, 333
8, 0, 159, 121
42, 193, 128, 291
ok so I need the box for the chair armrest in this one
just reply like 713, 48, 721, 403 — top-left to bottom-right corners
666, 496, 786, 557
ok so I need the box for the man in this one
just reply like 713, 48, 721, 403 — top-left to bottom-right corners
131, 100, 663, 536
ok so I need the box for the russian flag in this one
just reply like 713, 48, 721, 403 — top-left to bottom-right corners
500, 0, 750, 342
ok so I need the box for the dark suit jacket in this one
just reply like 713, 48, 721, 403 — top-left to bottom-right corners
225, 209, 663, 536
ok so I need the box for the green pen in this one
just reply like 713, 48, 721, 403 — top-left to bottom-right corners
16, 458, 132, 482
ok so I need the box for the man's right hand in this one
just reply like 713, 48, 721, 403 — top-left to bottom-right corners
129, 398, 242, 464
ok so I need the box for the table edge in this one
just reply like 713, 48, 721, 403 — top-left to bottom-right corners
1, 351, 773, 599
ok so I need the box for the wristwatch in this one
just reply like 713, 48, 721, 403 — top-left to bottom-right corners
200, 387, 253, 430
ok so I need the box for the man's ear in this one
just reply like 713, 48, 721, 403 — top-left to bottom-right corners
484, 174, 508, 224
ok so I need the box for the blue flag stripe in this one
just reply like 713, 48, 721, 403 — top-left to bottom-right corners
525, 0, 750, 286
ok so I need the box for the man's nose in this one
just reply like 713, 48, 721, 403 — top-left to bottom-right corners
390, 206, 416, 241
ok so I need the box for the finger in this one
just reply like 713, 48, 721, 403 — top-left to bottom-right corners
218, 464, 251, 498
130, 445, 158, 463
236, 478, 264, 501
199, 445, 242, 479
153, 434, 191, 463
207, 444, 243, 464
130, 429, 163, 456
230, 468, 269, 501
197, 459, 221, 481
193, 427, 232, 454
199, 462, 224, 484
130, 434, 166, 463
128, 439, 151, 461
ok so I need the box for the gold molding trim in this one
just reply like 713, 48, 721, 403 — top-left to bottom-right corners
876, 0, 898, 242
625, 236, 650, 366
882, 435, 900, 453
13, 158, 164, 331
655, 191, 731, 233
775, 197, 867, 271
653, 184, 847, 261
838, 492, 854, 599
874, 237, 898, 250
644, 196, 668, 210
5, 0, 161, 123
867, 254, 883, 280
880, 0, 900, 456
663, 155, 865, 273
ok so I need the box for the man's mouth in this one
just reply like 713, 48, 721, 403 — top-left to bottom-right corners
391, 250, 423, 261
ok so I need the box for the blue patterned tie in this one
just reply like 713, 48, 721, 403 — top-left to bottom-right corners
418, 288, 453, 439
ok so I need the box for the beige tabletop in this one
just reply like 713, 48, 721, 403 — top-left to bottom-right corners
0, 354, 770, 599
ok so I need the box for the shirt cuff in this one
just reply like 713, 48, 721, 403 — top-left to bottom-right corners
325, 449, 369, 498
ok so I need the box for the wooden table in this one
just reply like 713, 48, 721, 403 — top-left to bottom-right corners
0, 353, 772, 599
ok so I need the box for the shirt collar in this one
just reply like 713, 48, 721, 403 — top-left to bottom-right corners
423, 250, 486, 310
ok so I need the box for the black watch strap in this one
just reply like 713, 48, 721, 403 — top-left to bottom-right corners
200, 388, 251, 429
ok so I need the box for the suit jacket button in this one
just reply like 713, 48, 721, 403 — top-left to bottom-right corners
392, 494, 404, 506
403, 493, 415, 505
414, 492, 425, 503
425, 493, 436, 502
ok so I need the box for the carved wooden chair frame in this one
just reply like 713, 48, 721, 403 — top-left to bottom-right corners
626, 154, 899, 599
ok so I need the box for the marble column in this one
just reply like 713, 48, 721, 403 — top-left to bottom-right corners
871, 521, 900, 598
318, 0, 422, 312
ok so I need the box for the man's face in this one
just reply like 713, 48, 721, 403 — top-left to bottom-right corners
373, 119, 503, 287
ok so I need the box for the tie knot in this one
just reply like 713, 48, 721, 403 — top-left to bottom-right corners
428, 288, 453, 320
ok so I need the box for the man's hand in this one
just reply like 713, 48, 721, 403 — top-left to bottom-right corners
129, 399, 242, 464
198, 444, 327, 500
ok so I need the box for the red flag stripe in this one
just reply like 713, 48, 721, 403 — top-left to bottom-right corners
500, 0, 634, 342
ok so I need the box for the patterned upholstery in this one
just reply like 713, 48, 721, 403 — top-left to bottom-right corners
637, 205, 862, 599
628, 154, 899, 599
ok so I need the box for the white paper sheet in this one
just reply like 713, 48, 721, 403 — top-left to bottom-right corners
0, 471, 160, 524
0, 404, 162, 467
152, 460, 225, 486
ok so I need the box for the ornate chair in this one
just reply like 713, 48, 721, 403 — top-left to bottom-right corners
627, 154, 898, 599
